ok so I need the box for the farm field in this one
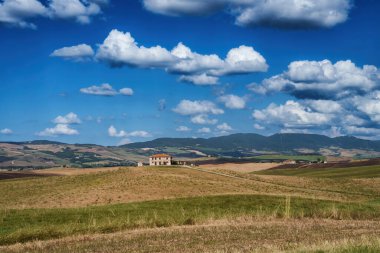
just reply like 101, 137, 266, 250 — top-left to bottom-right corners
255, 164, 380, 178
0, 163, 379, 252
200, 162, 277, 173
252, 154, 325, 162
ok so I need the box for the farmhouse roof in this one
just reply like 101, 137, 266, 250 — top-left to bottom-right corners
151, 154, 171, 158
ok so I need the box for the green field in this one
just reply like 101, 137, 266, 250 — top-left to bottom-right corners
1, 194, 379, 245
0, 165, 379, 252
255, 165, 380, 178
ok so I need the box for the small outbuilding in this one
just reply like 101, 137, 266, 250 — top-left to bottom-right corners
282, 159, 296, 165
149, 154, 172, 166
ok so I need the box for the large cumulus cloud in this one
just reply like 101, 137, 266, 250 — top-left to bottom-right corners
142, 0, 352, 29
252, 93, 380, 139
248, 60, 380, 100
0, 0, 107, 28
52, 29, 268, 85
248, 57, 380, 139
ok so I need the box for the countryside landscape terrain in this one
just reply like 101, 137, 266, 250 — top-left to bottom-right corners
1, 0, 379, 252
0, 133, 380, 252
2, 133, 380, 170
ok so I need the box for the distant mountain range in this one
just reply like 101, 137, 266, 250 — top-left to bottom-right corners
124, 133, 380, 153
1, 133, 380, 169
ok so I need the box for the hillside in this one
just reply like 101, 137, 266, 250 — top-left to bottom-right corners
125, 133, 380, 151
1, 133, 380, 169
124, 133, 380, 158
0, 165, 379, 252
0, 142, 144, 169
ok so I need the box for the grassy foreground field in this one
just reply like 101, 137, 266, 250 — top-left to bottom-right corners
0, 164, 379, 252
2, 220, 380, 253
1, 194, 379, 245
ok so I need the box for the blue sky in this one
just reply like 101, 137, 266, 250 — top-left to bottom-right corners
0, 0, 379, 145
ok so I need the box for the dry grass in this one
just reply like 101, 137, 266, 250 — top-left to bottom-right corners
1, 219, 379, 253
294, 237, 380, 253
1, 166, 378, 209
254, 175, 380, 199
200, 163, 277, 173
0, 167, 268, 209
1, 164, 380, 251
32, 167, 123, 176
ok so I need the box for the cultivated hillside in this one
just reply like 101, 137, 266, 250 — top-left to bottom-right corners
1, 133, 380, 169
124, 133, 380, 157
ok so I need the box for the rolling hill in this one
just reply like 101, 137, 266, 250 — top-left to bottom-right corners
124, 133, 380, 150
1, 133, 380, 169
124, 133, 380, 155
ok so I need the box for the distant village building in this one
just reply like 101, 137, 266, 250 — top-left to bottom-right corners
149, 154, 172, 166
137, 162, 143, 167
282, 160, 296, 165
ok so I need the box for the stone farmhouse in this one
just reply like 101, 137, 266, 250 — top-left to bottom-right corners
149, 154, 172, 166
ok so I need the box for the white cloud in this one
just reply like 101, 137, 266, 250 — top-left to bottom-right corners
108, 125, 128, 137
37, 113, 81, 137
142, 0, 351, 29
217, 123, 232, 131
0, 0, 47, 28
345, 126, 380, 137
108, 125, 150, 138
198, 127, 211, 133
218, 94, 246, 109
96, 29, 176, 68
37, 124, 79, 136
53, 112, 81, 124
170, 42, 224, 74
128, 130, 150, 138
210, 45, 268, 75
253, 123, 265, 130
119, 88, 134, 96
327, 126, 342, 138
304, 100, 343, 114
0, 0, 106, 28
143, 0, 225, 16
235, 0, 351, 28
179, 74, 219, 85
80, 83, 134, 96
249, 60, 380, 100
253, 100, 333, 128
190, 114, 218, 125
55, 29, 266, 84
250, 92, 380, 139
353, 92, 380, 124
50, 44, 94, 60
171, 43, 268, 76
0, 128, 13, 134
173, 100, 224, 115
48, 0, 101, 24
176, 126, 191, 132
80, 83, 117, 96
